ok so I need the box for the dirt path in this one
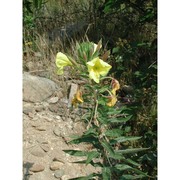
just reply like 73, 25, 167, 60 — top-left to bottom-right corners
23, 97, 100, 180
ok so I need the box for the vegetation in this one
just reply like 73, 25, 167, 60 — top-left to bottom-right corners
23, 0, 157, 179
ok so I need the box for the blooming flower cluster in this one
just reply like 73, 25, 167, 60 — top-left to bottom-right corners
55, 41, 120, 107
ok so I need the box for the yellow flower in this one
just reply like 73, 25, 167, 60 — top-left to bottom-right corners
86, 57, 112, 83
111, 79, 120, 95
72, 89, 84, 107
56, 52, 72, 75
106, 94, 117, 107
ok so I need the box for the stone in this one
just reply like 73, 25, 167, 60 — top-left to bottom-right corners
54, 169, 65, 178
23, 107, 34, 115
53, 157, 64, 163
47, 96, 59, 104
35, 125, 46, 131
49, 105, 59, 113
28, 112, 35, 118
37, 138, 48, 144
55, 116, 62, 120
60, 175, 71, 180
35, 105, 44, 112
68, 83, 78, 108
40, 144, 50, 152
53, 126, 62, 137
29, 164, 45, 172
50, 161, 64, 171
30, 145, 46, 157
23, 72, 59, 103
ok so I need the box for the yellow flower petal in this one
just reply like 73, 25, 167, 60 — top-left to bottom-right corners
111, 79, 120, 95
106, 95, 117, 107
72, 89, 84, 107
56, 52, 72, 75
86, 57, 112, 83
56, 67, 63, 75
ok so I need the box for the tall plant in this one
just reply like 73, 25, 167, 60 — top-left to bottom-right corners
55, 40, 153, 179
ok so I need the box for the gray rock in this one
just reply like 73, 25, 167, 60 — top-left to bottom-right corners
53, 157, 64, 163
53, 126, 62, 137
30, 145, 46, 157
48, 96, 59, 104
68, 83, 78, 108
35, 105, 45, 112
40, 143, 50, 152
23, 107, 34, 115
61, 175, 71, 180
37, 138, 48, 144
54, 169, 65, 178
29, 164, 45, 172
35, 125, 46, 131
23, 72, 59, 103
49, 104, 59, 113
28, 112, 35, 118
50, 161, 64, 171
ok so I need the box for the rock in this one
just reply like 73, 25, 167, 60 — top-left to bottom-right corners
23, 107, 34, 115
47, 96, 59, 104
53, 126, 62, 137
68, 83, 78, 108
37, 138, 48, 144
40, 144, 50, 152
30, 145, 46, 157
35, 105, 44, 112
55, 115, 62, 120
49, 104, 59, 113
54, 169, 65, 178
28, 112, 35, 118
61, 175, 71, 180
35, 125, 46, 131
23, 72, 59, 103
30, 117, 38, 121
29, 164, 45, 172
50, 161, 64, 171
53, 157, 64, 163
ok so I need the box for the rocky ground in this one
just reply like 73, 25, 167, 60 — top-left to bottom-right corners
23, 72, 100, 180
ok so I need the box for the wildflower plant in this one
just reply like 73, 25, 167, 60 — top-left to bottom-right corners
55, 40, 151, 179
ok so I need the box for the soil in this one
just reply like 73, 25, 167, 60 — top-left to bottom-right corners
23, 87, 100, 180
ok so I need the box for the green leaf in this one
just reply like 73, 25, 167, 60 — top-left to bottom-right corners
101, 140, 115, 156
108, 115, 132, 123
115, 164, 132, 171
122, 158, 141, 167
121, 174, 146, 179
69, 135, 98, 144
108, 152, 124, 160
115, 136, 142, 143
112, 47, 120, 54
107, 106, 128, 115
83, 127, 97, 136
102, 167, 111, 180
86, 151, 100, 165
115, 148, 149, 154
115, 165, 149, 179
73, 160, 102, 167
63, 150, 88, 157
105, 129, 123, 137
